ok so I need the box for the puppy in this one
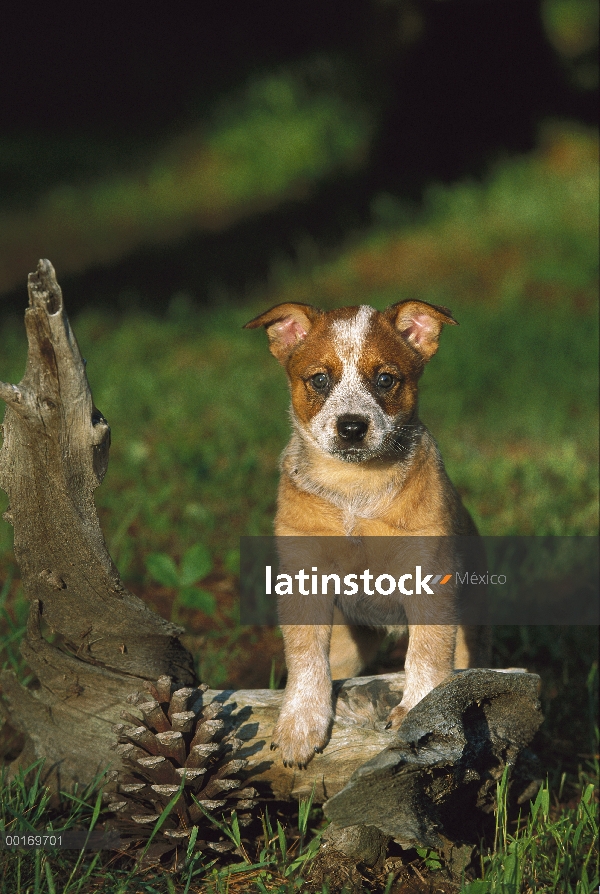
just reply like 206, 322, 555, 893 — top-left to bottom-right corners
245, 301, 489, 767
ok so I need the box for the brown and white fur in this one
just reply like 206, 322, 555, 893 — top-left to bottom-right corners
245, 300, 490, 768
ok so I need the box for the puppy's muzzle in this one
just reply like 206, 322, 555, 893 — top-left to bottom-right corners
336, 414, 369, 444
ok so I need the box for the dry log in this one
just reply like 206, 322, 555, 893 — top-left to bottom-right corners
0, 262, 542, 844
0, 260, 196, 789
197, 667, 542, 814
323, 668, 543, 850
108, 666, 543, 861
200, 671, 404, 802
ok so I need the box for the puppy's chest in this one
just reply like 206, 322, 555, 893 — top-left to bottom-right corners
334, 494, 400, 537
278, 469, 402, 537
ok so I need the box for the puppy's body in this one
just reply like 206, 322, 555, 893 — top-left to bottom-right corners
246, 301, 489, 767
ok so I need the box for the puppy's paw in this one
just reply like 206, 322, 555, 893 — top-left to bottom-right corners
271, 708, 332, 769
385, 703, 409, 730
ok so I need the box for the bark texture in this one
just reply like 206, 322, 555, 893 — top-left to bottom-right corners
0, 260, 196, 789
324, 668, 543, 849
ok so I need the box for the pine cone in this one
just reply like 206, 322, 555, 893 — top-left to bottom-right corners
104, 675, 258, 864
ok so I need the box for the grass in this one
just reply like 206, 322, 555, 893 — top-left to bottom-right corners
0, 122, 598, 890
468, 762, 599, 893
0, 764, 325, 893
0, 749, 597, 892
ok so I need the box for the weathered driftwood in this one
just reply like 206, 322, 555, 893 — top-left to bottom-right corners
198, 666, 542, 815
324, 668, 543, 849
0, 263, 542, 845
0, 260, 196, 789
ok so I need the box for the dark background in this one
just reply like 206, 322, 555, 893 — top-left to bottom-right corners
1, 0, 597, 312
3, 1, 594, 150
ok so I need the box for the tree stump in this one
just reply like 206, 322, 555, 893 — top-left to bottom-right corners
0, 260, 196, 790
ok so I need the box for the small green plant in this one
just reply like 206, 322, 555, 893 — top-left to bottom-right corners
145, 543, 216, 615
269, 658, 285, 690
416, 846, 443, 872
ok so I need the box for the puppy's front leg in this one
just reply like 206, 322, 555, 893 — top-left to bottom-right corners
387, 624, 456, 728
271, 624, 333, 768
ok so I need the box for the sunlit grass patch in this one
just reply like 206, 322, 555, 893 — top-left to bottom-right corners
270, 124, 599, 313
444, 439, 598, 535
0, 751, 596, 892
0, 759, 326, 893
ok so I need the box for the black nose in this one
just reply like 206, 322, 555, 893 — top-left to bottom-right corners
337, 415, 369, 443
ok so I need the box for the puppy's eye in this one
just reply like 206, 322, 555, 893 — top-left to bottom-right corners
376, 373, 395, 390
310, 373, 330, 393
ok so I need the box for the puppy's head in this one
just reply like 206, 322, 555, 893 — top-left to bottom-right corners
245, 301, 456, 462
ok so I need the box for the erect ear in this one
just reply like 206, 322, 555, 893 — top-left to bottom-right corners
244, 303, 322, 364
384, 300, 458, 362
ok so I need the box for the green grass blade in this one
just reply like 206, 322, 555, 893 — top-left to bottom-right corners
142, 778, 186, 855
44, 860, 56, 894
